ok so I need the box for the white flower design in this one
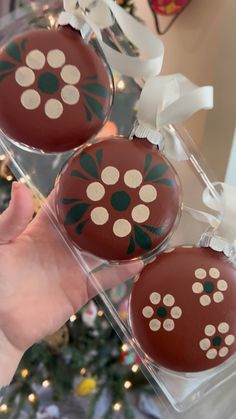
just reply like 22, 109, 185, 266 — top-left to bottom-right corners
142, 292, 182, 332
199, 322, 235, 360
192, 267, 228, 306
86, 166, 157, 237
15, 49, 80, 119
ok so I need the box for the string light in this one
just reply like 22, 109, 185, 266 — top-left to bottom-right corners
0, 404, 8, 413
28, 393, 37, 403
70, 314, 77, 323
97, 310, 104, 317
80, 368, 87, 376
21, 368, 29, 378
131, 363, 139, 373
117, 79, 126, 92
124, 380, 132, 389
6, 175, 13, 181
113, 402, 122, 411
121, 343, 128, 352
0, 155, 5, 161
42, 380, 50, 388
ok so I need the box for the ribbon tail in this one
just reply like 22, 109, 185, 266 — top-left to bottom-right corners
161, 126, 188, 161
183, 205, 220, 228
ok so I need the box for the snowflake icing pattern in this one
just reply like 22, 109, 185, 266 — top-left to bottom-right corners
199, 322, 235, 360
192, 267, 228, 306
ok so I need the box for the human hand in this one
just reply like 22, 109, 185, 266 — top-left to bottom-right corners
0, 182, 142, 385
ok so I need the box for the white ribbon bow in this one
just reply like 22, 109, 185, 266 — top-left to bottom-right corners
185, 182, 236, 255
59, 0, 164, 79
132, 74, 214, 160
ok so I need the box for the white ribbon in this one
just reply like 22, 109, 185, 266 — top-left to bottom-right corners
132, 74, 213, 160
59, 0, 164, 79
184, 182, 236, 255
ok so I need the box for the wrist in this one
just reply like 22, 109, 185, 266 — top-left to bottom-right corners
0, 329, 24, 387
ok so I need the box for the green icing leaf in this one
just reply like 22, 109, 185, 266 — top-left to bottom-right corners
76, 219, 88, 234
21, 38, 27, 52
144, 153, 152, 173
0, 61, 15, 71
5, 42, 21, 62
134, 225, 152, 250
155, 178, 175, 187
96, 149, 103, 167
80, 152, 99, 179
81, 83, 109, 98
64, 203, 90, 225
144, 164, 168, 182
127, 234, 135, 255
142, 224, 164, 235
61, 198, 81, 205
83, 104, 92, 122
71, 170, 89, 181
84, 93, 105, 121
0, 71, 14, 82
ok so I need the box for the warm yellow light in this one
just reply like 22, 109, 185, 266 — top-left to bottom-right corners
113, 402, 122, 411
131, 364, 139, 373
28, 393, 36, 403
0, 404, 8, 413
48, 15, 56, 27
70, 314, 77, 323
80, 368, 86, 375
117, 79, 126, 91
121, 343, 128, 352
21, 368, 29, 378
42, 380, 50, 388
6, 175, 13, 181
124, 380, 132, 389
0, 155, 5, 161
97, 310, 103, 317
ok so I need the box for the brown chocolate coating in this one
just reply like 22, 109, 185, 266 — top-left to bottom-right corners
0, 26, 113, 152
56, 136, 181, 261
130, 246, 236, 372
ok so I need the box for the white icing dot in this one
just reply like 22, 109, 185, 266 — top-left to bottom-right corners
124, 169, 142, 188
86, 182, 105, 202
61, 85, 80, 105
195, 268, 207, 280
219, 347, 229, 357
182, 245, 193, 248
200, 295, 211, 306
171, 306, 182, 319
218, 322, 229, 334
15, 66, 35, 87
101, 166, 120, 185
217, 279, 228, 291
47, 49, 66, 68
149, 292, 161, 305
61, 65, 80, 84
26, 49, 45, 69
113, 219, 131, 238
192, 282, 204, 294
225, 335, 235, 346
45, 99, 63, 119
163, 294, 175, 307
131, 204, 150, 223
199, 338, 211, 351
21, 89, 41, 110
206, 348, 217, 359
163, 319, 175, 331
149, 319, 161, 331
142, 306, 154, 318
213, 291, 224, 303
209, 267, 220, 279
139, 185, 157, 203
91, 207, 109, 225
205, 325, 216, 336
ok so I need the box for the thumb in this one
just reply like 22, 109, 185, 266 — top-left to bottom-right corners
0, 182, 34, 244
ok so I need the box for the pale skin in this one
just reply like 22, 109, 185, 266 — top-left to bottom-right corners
0, 182, 142, 385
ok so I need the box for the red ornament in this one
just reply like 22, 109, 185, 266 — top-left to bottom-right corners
130, 246, 236, 372
0, 26, 113, 152
151, 0, 190, 15
56, 136, 181, 261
